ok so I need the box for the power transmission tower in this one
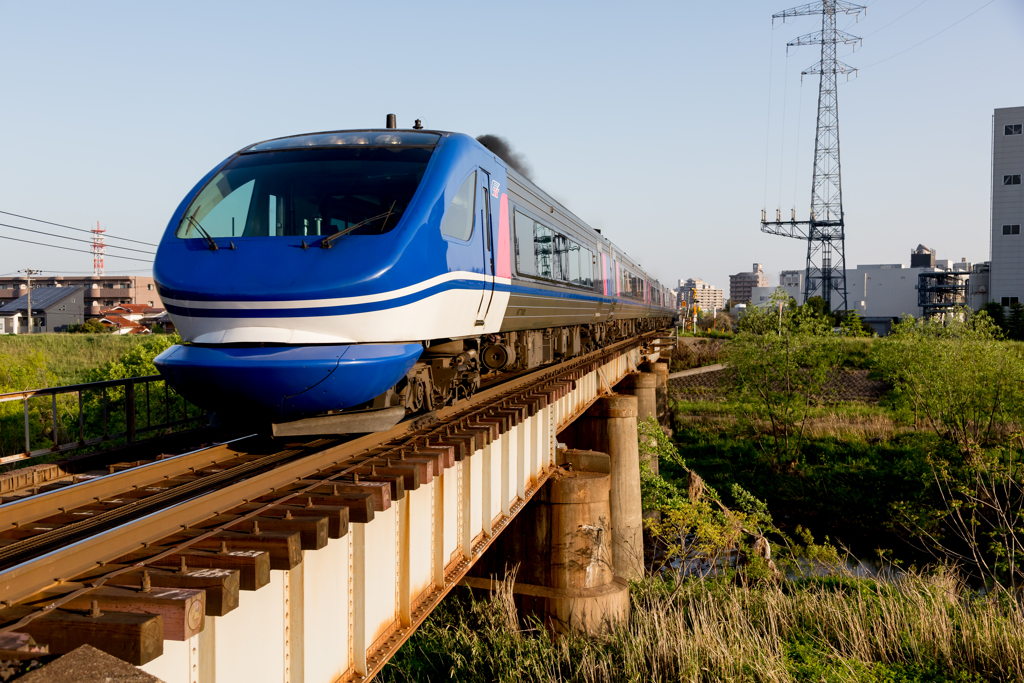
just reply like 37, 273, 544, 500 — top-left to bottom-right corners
761, 0, 864, 313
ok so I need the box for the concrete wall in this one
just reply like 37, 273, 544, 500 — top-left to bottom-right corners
43, 296, 86, 332
846, 264, 923, 319
751, 283, 801, 307
990, 106, 1024, 306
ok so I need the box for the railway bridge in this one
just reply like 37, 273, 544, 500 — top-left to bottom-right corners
0, 332, 673, 683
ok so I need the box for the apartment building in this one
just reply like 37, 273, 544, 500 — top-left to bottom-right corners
678, 278, 724, 311
729, 263, 769, 304
0, 274, 157, 319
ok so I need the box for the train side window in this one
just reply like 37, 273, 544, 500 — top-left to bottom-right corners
440, 172, 476, 241
568, 240, 581, 285
553, 233, 570, 281
514, 211, 537, 275
535, 225, 553, 278
582, 248, 593, 287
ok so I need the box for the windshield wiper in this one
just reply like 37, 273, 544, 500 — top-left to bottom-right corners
320, 202, 397, 249
180, 214, 219, 251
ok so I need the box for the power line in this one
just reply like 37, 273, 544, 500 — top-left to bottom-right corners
860, 0, 997, 68
0, 222, 155, 254
861, 0, 930, 38
0, 233, 153, 263
763, 25, 778, 211
0, 210, 158, 247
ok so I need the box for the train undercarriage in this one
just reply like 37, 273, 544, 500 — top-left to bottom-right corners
271, 317, 672, 437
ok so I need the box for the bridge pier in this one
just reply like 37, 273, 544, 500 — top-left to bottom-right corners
466, 450, 628, 634
570, 395, 644, 580
643, 360, 671, 428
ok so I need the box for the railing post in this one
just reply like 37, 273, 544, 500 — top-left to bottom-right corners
24, 398, 30, 456
102, 387, 108, 438
78, 390, 85, 444
52, 393, 59, 450
126, 382, 137, 443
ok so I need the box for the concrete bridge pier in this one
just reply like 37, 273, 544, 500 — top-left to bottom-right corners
642, 360, 671, 428
467, 449, 629, 634
617, 372, 659, 480
566, 395, 644, 580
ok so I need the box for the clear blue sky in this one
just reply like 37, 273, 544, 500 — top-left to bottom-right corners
0, 0, 1021, 294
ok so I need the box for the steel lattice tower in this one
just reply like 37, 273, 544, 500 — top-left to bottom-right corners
761, 0, 864, 312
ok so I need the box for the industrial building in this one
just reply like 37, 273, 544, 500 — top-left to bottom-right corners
989, 106, 1024, 308
678, 278, 724, 311
0, 286, 84, 334
729, 263, 768, 304
751, 246, 970, 333
0, 274, 157, 320
751, 270, 804, 306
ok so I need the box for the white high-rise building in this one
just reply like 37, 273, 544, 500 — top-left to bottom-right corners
678, 278, 724, 311
990, 106, 1024, 307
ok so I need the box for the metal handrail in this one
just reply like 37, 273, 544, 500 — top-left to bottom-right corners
0, 375, 205, 463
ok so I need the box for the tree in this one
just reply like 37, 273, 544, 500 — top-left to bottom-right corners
872, 308, 1024, 455
802, 296, 831, 323
1008, 302, 1024, 341
727, 288, 842, 467
838, 309, 870, 337
872, 309, 1024, 589
67, 318, 107, 334
981, 301, 1007, 332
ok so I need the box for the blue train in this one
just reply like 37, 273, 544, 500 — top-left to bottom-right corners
153, 123, 675, 430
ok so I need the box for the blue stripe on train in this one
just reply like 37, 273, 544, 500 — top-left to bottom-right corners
162, 280, 672, 319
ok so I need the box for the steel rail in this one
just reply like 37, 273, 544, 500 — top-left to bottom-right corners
0, 439, 335, 568
0, 331, 658, 624
0, 435, 260, 529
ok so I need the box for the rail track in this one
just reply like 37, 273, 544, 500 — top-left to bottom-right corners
0, 331, 669, 671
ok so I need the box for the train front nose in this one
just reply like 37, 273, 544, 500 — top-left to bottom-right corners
154, 343, 422, 421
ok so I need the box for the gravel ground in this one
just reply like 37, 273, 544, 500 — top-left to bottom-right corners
15, 645, 163, 683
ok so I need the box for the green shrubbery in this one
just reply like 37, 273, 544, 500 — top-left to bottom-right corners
677, 304, 1024, 590
0, 334, 151, 384
0, 334, 193, 461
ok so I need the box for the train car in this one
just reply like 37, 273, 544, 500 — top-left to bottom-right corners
153, 125, 675, 431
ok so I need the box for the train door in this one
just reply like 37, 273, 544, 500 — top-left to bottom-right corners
475, 169, 496, 325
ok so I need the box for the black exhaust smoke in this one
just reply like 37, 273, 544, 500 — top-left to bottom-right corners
476, 134, 533, 180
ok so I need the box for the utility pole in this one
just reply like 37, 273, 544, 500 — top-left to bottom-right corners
761, 0, 864, 314
19, 269, 42, 335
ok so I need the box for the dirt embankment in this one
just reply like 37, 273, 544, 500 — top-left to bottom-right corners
670, 368, 889, 404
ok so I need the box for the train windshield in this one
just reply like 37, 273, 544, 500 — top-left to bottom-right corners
175, 147, 432, 240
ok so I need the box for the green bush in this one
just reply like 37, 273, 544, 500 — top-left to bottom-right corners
871, 310, 1024, 454
727, 290, 844, 467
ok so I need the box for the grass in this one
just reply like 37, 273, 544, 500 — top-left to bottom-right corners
0, 334, 150, 386
381, 571, 1021, 682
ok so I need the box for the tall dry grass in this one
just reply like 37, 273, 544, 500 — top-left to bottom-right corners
675, 410, 900, 441
382, 571, 1024, 682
